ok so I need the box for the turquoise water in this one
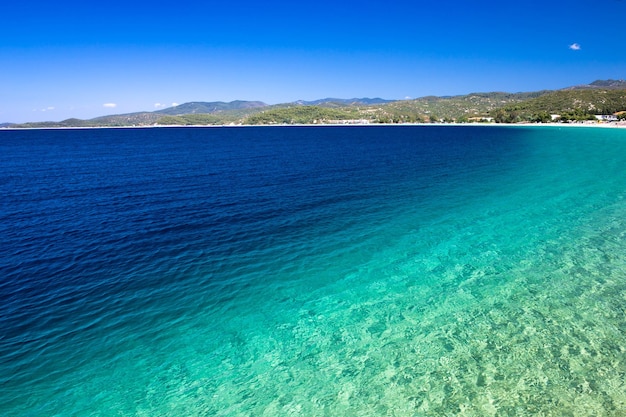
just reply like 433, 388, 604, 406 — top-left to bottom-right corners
1, 126, 625, 416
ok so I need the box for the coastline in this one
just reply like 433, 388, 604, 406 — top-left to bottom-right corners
1, 121, 626, 131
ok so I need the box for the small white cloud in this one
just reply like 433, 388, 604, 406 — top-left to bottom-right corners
103, 103, 117, 108
404, 96, 412, 100
569, 43, 581, 51
171, 102, 179, 107
154, 102, 165, 108
47, 106, 55, 110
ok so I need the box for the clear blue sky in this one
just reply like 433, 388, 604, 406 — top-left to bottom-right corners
2, 0, 625, 123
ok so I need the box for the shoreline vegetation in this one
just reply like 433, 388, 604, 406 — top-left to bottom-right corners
3, 79, 626, 129
3, 122, 625, 131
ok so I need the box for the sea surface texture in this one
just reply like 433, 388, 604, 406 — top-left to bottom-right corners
1, 126, 625, 416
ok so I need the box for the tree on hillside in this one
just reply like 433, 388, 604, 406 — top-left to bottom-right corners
530, 112, 552, 123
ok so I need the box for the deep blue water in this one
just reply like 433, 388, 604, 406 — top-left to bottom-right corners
1, 126, 625, 416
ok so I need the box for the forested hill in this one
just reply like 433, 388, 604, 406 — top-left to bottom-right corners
492, 88, 626, 123
5, 80, 626, 128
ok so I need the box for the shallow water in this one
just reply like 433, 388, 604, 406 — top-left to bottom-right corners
1, 126, 625, 416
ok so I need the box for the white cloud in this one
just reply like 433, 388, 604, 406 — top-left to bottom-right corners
569, 43, 581, 51
103, 103, 117, 108
171, 102, 179, 107
154, 102, 165, 108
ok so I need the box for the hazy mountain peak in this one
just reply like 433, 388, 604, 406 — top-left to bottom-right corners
155, 101, 267, 115
564, 79, 626, 90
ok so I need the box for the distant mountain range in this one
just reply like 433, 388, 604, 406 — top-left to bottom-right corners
154, 100, 267, 115
150, 98, 392, 114
4, 80, 625, 128
292, 98, 395, 106
565, 79, 626, 90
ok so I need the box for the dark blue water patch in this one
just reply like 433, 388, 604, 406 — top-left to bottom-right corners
1, 126, 528, 312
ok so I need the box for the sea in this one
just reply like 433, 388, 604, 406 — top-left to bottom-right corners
1, 125, 625, 416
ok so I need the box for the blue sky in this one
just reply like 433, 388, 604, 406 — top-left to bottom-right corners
2, 0, 625, 123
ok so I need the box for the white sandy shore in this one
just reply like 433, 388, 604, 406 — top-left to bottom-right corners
2, 122, 625, 130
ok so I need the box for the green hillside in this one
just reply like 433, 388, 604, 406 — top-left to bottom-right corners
240, 92, 552, 125
5, 80, 626, 128
243, 106, 363, 124
157, 113, 235, 126
491, 89, 626, 122
371, 92, 549, 122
